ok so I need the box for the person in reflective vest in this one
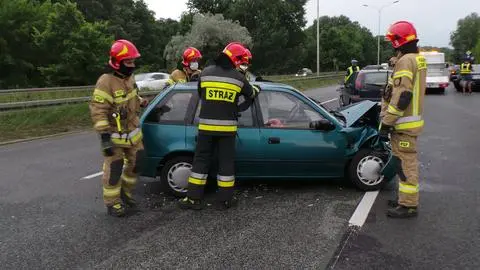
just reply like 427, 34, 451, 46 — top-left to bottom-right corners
345, 59, 360, 83
380, 21, 426, 218
89, 39, 148, 217
460, 58, 473, 95
165, 47, 202, 87
179, 42, 259, 210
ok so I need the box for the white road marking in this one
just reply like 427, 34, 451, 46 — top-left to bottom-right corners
348, 191, 379, 228
320, 98, 338, 104
80, 171, 103, 180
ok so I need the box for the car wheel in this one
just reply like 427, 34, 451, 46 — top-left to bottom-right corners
159, 156, 193, 197
348, 149, 387, 191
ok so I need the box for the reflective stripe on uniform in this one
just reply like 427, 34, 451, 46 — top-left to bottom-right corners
188, 176, 207, 185
111, 128, 143, 146
121, 173, 137, 185
190, 172, 208, 180
103, 186, 121, 197
94, 120, 110, 129
399, 182, 419, 194
393, 70, 413, 80
198, 118, 238, 132
387, 105, 404, 116
201, 76, 244, 88
201, 81, 241, 93
93, 89, 114, 103
198, 124, 237, 132
199, 119, 237, 126
395, 120, 424, 130
113, 89, 138, 104
217, 175, 235, 187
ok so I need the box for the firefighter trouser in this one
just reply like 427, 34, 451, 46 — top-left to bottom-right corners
391, 133, 419, 207
101, 142, 145, 206
187, 134, 236, 201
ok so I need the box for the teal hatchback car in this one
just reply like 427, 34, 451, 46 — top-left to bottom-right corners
140, 81, 396, 196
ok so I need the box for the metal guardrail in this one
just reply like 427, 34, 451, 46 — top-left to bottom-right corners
0, 85, 95, 94
0, 73, 343, 111
0, 90, 161, 111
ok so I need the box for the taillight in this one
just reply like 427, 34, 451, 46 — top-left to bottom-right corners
355, 73, 364, 90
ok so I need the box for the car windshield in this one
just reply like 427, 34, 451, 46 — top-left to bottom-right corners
363, 72, 390, 86
134, 74, 148, 81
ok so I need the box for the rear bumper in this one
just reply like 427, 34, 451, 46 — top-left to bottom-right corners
351, 95, 381, 103
426, 82, 450, 88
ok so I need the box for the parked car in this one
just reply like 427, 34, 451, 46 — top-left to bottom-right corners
139, 81, 397, 196
295, 68, 313, 77
338, 69, 392, 106
134, 72, 170, 91
454, 64, 480, 92
362, 65, 389, 71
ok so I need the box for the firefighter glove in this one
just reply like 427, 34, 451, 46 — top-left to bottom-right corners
379, 123, 394, 142
100, 133, 114, 157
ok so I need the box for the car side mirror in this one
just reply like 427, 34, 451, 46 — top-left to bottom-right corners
310, 119, 335, 131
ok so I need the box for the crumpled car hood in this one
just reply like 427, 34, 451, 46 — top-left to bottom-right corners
337, 100, 380, 127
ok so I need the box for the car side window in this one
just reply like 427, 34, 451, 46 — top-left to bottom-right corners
151, 74, 166, 80
258, 91, 325, 129
144, 92, 193, 123
193, 99, 254, 127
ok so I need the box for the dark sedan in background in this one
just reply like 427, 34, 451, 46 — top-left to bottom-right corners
338, 69, 392, 107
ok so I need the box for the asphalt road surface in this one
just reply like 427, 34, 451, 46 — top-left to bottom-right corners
1, 84, 479, 269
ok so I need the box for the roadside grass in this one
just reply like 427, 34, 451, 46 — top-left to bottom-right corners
0, 77, 342, 143
0, 89, 92, 103
0, 103, 92, 142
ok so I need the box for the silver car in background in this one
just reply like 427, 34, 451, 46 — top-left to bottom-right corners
134, 72, 170, 91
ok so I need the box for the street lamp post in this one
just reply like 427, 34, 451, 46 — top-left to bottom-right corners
362, 1, 399, 65
316, 0, 320, 75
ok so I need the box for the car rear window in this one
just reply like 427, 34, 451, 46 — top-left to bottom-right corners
363, 72, 390, 85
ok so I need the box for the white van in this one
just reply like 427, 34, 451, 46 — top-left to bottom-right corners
419, 51, 450, 94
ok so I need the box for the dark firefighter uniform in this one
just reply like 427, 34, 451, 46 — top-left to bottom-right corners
185, 65, 258, 205
89, 73, 145, 213
380, 53, 426, 211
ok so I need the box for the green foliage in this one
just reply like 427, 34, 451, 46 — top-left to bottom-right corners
163, 13, 252, 70
450, 12, 480, 62
33, 1, 113, 86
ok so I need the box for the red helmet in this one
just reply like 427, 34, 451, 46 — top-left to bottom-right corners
385, 21, 418, 49
109, 39, 141, 69
244, 48, 252, 65
182, 47, 202, 66
222, 42, 249, 68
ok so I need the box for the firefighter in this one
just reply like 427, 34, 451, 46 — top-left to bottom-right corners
380, 21, 426, 218
165, 47, 202, 87
89, 39, 147, 217
179, 42, 259, 210
460, 57, 473, 95
345, 59, 360, 83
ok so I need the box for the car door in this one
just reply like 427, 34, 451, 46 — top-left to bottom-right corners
142, 90, 194, 159
256, 90, 347, 178
186, 93, 263, 178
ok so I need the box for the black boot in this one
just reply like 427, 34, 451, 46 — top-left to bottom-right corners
387, 199, 398, 207
178, 197, 205, 210
386, 205, 418, 218
107, 202, 126, 217
121, 189, 137, 208
215, 197, 238, 210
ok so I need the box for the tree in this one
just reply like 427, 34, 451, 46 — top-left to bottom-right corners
450, 12, 480, 62
0, 0, 51, 88
303, 16, 379, 71
187, 0, 308, 74
163, 13, 252, 70
33, 1, 113, 86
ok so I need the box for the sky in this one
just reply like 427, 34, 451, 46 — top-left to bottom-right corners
144, 0, 479, 48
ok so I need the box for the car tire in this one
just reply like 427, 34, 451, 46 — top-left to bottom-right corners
348, 149, 388, 191
159, 156, 193, 197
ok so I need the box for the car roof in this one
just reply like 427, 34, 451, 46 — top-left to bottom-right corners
359, 69, 391, 73
171, 81, 298, 91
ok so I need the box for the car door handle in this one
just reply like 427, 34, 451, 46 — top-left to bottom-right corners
268, 137, 280, 144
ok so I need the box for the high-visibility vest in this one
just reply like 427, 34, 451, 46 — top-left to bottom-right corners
345, 66, 360, 82
460, 63, 471, 75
